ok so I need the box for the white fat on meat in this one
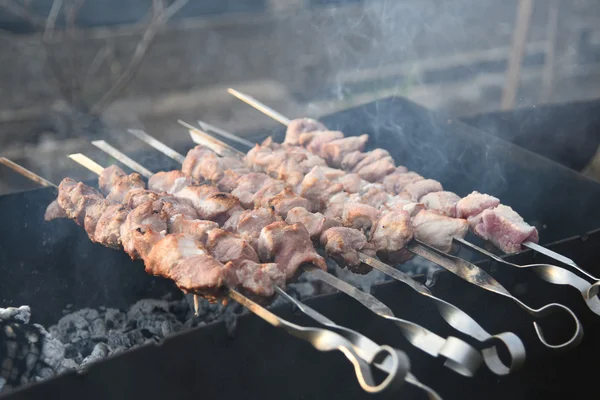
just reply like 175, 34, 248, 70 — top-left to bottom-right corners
412, 210, 468, 253
455, 191, 500, 228
473, 205, 539, 254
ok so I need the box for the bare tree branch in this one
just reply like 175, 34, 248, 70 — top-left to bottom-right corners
43, 0, 62, 41
89, 0, 188, 115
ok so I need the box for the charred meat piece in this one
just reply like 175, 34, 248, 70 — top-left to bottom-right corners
148, 170, 191, 194
98, 165, 145, 203
94, 204, 130, 249
455, 191, 500, 228
285, 206, 341, 240
234, 208, 280, 250
123, 189, 161, 209
206, 229, 260, 268
402, 179, 443, 201
341, 203, 380, 231
182, 145, 219, 180
320, 227, 376, 274
44, 199, 67, 221
412, 210, 468, 253
169, 216, 219, 244
223, 260, 285, 297
267, 188, 313, 218
257, 221, 327, 279
321, 134, 369, 167
420, 191, 461, 218
120, 200, 168, 259
57, 178, 104, 225
473, 205, 539, 254
382, 171, 423, 194
284, 118, 327, 146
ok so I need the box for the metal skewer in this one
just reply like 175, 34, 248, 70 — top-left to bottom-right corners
179, 120, 583, 351
226, 88, 599, 282
274, 287, 442, 400
0, 157, 57, 188
127, 128, 525, 375
93, 141, 484, 377
65, 152, 411, 393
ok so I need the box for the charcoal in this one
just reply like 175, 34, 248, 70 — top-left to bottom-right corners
104, 308, 127, 330
0, 306, 31, 324
79, 343, 109, 368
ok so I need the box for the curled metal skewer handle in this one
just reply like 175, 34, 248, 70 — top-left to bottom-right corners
359, 254, 525, 375
408, 241, 583, 350
455, 237, 600, 316
228, 288, 408, 394
275, 287, 442, 400
523, 241, 600, 298
305, 266, 483, 377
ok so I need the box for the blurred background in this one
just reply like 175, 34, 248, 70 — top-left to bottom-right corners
1, 0, 599, 193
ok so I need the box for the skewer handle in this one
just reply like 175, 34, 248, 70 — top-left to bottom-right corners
227, 88, 292, 126
128, 129, 186, 164
69, 154, 105, 176
91, 141, 154, 178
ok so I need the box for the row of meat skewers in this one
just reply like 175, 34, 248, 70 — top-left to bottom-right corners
1, 93, 597, 397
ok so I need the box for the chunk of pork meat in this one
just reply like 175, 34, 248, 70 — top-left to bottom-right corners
420, 191, 461, 217
267, 188, 313, 218
120, 200, 168, 259
169, 216, 219, 244
56, 178, 104, 225
473, 205, 539, 254
297, 166, 343, 205
284, 118, 327, 145
148, 170, 191, 194
176, 185, 239, 221
320, 227, 376, 274
285, 206, 341, 240
402, 179, 443, 201
44, 199, 67, 221
98, 165, 146, 203
455, 191, 500, 228
341, 151, 367, 170
354, 158, 397, 183
123, 189, 161, 209
223, 260, 285, 297
231, 173, 275, 208
341, 203, 380, 231
182, 145, 220, 180
412, 210, 468, 253
382, 171, 423, 194
206, 228, 260, 266
321, 135, 369, 167
370, 210, 413, 255
94, 204, 130, 248
335, 173, 368, 193
234, 208, 280, 250
258, 221, 326, 278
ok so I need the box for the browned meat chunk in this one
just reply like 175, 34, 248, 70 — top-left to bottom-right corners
319, 227, 376, 274
223, 260, 285, 297
206, 228, 260, 269
402, 179, 443, 201
176, 185, 239, 221
420, 191, 461, 217
473, 205, 539, 254
341, 151, 367, 170
148, 170, 191, 194
182, 145, 219, 180
297, 166, 343, 205
44, 199, 67, 221
267, 188, 313, 218
123, 189, 161, 209
455, 191, 500, 228
235, 208, 280, 249
285, 207, 341, 240
144, 233, 205, 276
305, 131, 345, 155
252, 181, 287, 207
341, 203, 380, 231
169, 216, 219, 244
98, 165, 145, 203
257, 221, 327, 278
120, 200, 168, 259
57, 178, 104, 225
335, 173, 368, 193
412, 210, 468, 253
284, 118, 327, 145
382, 171, 422, 194
94, 204, 130, 248
217, 169, 250, 193
155, 196, 198, 221
321, 135, 369, 167
231, 173, 274, 208
370, 210, 413, 264
84, 200, 113, 240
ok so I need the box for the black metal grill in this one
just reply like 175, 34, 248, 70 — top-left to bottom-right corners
2, 96, 600, 400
